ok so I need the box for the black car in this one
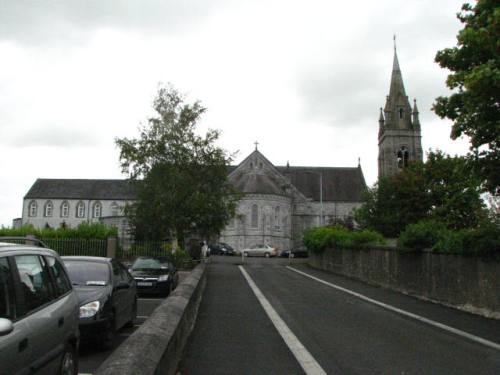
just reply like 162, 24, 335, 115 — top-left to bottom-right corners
208, 243, 235, 256
62, 256, 137, 349
129, 257, 179, 296
280, 249, 309, 258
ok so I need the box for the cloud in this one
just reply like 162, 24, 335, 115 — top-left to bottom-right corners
5, 125, 97, 148
0, 0, 229, 45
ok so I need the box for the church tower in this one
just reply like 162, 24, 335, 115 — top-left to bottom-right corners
378, 41, 423, 178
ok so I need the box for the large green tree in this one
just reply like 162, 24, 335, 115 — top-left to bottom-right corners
433, 0, 499, 195
355, 151, 487, 237
116, 84, 239, 243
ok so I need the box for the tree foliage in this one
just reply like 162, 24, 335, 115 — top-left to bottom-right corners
355, 151, 487, 237
433, 0, 500, 195
115, 84, 240, 241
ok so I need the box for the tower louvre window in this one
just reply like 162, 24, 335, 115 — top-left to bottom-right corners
399, 108, 404, 119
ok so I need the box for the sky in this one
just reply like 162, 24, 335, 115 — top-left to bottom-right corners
0, 0, 471, 227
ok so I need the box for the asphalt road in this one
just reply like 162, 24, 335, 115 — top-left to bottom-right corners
179, 256, 500, 375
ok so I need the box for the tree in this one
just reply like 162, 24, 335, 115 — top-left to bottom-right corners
433, 0, 500, 195
115, 84, 240, 243
355, 151, 487, 237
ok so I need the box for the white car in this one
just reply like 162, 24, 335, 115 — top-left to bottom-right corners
242, 244, 277, 258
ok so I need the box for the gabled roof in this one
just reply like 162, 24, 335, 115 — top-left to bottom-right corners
24, 179, 137, 200
277, 166, 366, 202
229, 173, 287, 196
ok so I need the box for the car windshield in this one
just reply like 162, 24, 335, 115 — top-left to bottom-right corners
63, 260, 110, 286
132, 258, 170, 271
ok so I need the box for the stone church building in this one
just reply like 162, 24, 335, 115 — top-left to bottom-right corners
21, 45, 421, 252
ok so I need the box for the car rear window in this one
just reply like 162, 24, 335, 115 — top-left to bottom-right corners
131, 258, 169, 270
63, 260, 110, 286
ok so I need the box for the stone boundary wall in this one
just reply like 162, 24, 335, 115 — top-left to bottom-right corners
309, 247, 500, 318
95, 263, 207, 375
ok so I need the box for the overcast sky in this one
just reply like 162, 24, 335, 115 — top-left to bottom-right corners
0, 0, 471, 227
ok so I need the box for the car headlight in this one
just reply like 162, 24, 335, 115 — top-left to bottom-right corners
80, 301, 100, 318
158, 274, 169, 282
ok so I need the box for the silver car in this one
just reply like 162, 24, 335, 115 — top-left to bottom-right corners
0, 241, 80, 375
242, 244, 278, 258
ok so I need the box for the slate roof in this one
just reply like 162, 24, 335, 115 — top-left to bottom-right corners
25, 165, 366, 203
24, 179, 137, 200
276, 166, 366, 202
229, 173, 287, 196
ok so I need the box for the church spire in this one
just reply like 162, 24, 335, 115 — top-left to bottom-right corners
378, 40, 423, 179
388, 37, 407, 99
412, 98, 420, 129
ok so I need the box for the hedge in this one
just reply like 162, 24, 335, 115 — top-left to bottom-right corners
303, 226, 386, 253
0, 222, 117, 239
398, 220, 499, 256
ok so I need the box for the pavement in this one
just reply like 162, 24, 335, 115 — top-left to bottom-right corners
179, 256, 500, 375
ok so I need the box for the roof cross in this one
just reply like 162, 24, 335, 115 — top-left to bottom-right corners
254, 141, 259, 151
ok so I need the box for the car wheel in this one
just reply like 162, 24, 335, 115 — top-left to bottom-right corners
265, 252, 270, 258
59, 344, 77, 375
101, 318, 116, 350
125, 299, 137, 328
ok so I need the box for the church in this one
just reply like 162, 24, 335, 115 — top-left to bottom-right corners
21, 45, 422, 252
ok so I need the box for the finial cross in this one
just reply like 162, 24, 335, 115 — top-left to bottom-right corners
254, 141, 259, 150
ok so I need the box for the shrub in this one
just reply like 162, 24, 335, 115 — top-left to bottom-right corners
303, 226, 385, 253
461, 225, 500, 256
433, 229, 468, 254
0, 223, 117, 239
397, 220, 447, 251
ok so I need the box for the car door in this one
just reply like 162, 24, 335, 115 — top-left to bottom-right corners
0, 256, 32, 375
12, 254, 61, 375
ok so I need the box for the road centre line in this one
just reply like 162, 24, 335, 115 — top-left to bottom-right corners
287, 266, 500, 352
239, 266, 327, 375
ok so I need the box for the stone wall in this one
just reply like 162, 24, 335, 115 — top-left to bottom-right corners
309, 247, 500, 318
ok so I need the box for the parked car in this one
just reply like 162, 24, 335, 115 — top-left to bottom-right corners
0, 240, 80, 375
280, 249, 309, 258
208, 243, 235, 256
129, 256, 179, 296
62, 256, 137, 349
242, 244, 278, 258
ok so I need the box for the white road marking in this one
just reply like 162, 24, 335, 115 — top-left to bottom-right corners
287, 266, 500, 352
239, 266, 327, 375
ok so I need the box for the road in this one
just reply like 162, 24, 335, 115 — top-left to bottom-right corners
179, 256, 500, 375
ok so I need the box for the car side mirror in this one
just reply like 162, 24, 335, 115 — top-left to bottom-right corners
0, 318, 14, 337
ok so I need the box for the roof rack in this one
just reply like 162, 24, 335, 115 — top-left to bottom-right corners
0, 236, 48, 248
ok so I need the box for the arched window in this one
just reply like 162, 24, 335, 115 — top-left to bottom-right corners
92, 201, 102, 218
251, 204, 258, 228
76, 201, 85, 218
60, 201, 69, 218
274, 206, 280, 230
110, 202, 119, 216
44, 201, 53, 217
28, 201, 37, 217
